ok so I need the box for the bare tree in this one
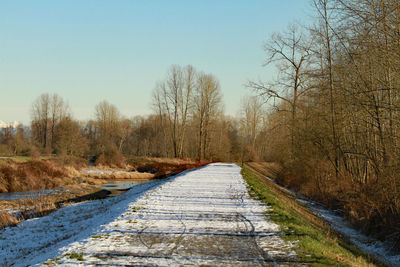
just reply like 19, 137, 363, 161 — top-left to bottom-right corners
152, 65, 195, 158
53, 117, 88, 156
251, 0, 400, 240
31, 93, 69, 152
194, 73, 222, 160
240, 95, 264, 150
94, 100, 122, 154
50, 94, 69, 149
31, 93, 50, 149
248, 24, 314, 154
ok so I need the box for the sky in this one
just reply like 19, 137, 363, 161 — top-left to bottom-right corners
0, 0, 311, 124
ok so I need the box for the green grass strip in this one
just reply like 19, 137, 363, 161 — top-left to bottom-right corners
241, 165, 381, 267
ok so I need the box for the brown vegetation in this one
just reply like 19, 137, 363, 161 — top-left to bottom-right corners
0, 211, 18, 228
246, 0, 400, 248
0, 159, 76, 193
127, 157, 208, 179
83, 170, 154, 180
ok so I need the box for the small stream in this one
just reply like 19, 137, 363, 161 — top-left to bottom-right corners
0, 181, 149, 201
0, 189, 56, 201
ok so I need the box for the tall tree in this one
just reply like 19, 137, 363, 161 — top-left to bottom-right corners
152, 65, 195, 158
194, 73, 222, 160
248, 24, 314, 156
31, 93, 69, 152
240, 96, 264, 151
94, 100, 122, 154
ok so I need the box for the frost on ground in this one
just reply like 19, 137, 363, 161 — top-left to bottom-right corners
297, 198, 400, 266
0, 179, 165, 266
1, 163, 298, 266
251, 167, 400, 266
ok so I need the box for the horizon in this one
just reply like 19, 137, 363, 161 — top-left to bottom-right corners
1, 0, 311, 124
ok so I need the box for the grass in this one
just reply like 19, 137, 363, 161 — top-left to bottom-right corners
66, 252, 85, 261
0, 159, 74, 193
131, 206, 142, 212
0, 211, 19, 228
0, 156, 32, 164
0, 197, 57, 228
85, 171, 154, 180
242, 164, 382, 267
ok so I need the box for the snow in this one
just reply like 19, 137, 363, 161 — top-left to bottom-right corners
0, 163, 296, 266
0, 120, 21, 129
261, 172, 400, 266
297, 197, 400, 266
0, 179, 166, 266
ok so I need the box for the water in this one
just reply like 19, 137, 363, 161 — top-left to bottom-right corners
0, 189, 54, 201
0, 181, 148, 201
101, 182, 141, 191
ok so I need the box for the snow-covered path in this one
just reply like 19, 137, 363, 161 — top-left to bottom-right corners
1, 163, 297, 266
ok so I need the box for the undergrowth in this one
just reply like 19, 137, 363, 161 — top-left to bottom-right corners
127, 158, 208, 179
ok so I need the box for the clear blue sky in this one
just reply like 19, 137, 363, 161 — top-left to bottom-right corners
0, 0, 311, 124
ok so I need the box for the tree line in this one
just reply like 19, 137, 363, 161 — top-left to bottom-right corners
0, 65, 265, 164
248, 0, 400, 239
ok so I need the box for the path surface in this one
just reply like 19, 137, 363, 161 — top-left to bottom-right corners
1, 163, 298, 266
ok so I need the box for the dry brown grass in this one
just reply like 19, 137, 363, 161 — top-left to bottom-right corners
0, 159, 82, 193
83, 170, 154, 180
0, 210, 19, 228
247, 162, 282, 179
0, 197, 57, 228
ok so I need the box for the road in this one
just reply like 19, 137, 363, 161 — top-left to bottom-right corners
1, 163, 298, 266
